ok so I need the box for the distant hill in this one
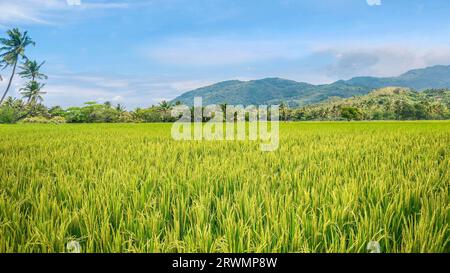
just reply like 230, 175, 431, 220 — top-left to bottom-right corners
172, 65, 450, 106
343, 65, 450, 90
173, 78, 316, 106
293, 87, 450, 120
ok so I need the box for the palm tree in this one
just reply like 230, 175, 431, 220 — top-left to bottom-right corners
116, 104, 126, 112
158, 100, 172, 122
219, 103, 227, 121
158, 100, 171, 111
18, 60, 47, 82
20, 81, 46, 104
3, 96, 16, 107
279, 102, 289, 121
0, 28, 35, 104
3, 96, 25, 110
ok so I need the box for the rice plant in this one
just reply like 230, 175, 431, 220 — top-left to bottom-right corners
0, 122, 448, 253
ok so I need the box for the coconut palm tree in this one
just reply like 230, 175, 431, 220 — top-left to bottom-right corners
20, 81, 46, 104
279, 102, 289, 121
2, 96, 25, 110
219, 103, 227, 121
0, 28, 35, 104
158, 100, 172, 122
3, 96, 16, 107
116, 103, 126, 112
158, 100, 171, 111
18, 60, 47, 82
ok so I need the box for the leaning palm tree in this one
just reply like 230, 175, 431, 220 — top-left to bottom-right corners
20, 81, 46, 104
0, 28, 35, 104
18, 60, 47, 82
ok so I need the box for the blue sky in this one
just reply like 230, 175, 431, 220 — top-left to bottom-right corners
0, 0, 449, 108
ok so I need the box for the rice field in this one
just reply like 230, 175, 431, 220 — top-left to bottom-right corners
0, 122, 449, 253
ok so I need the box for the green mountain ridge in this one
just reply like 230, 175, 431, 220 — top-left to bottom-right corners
172, 65, 450, 106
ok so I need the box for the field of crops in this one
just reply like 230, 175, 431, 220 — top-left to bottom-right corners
0, 122, 448, 253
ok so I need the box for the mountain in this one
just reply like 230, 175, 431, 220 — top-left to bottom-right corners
173, 78, 370, 107
173, 78, 313, 106
344, 65, 450, 90
172, 65, 450, 106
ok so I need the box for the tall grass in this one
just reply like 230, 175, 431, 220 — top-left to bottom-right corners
0, 122, 448, 253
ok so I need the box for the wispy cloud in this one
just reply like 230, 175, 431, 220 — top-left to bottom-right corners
366, 0, 382, 6
0, 0, 128, 25
140, 37, 307, 66
40, 72, 214, 108
1, 63, 217, 108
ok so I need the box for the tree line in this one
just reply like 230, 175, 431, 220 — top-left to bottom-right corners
286, 88, 450, 121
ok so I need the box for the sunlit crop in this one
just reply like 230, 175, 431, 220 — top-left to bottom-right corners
0, 122, 448, 253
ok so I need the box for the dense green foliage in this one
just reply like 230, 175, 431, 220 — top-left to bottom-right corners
0, 100, 177, 124
0, 122, 448, 253
2, 87, 448, 124
291, 87, 450, 121
173, 66, 450, 107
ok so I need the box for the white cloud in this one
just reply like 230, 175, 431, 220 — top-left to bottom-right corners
312, 43, 450, 79
66, 0, 81, 6
366, 0, 382, 6
111, 95, 123, 102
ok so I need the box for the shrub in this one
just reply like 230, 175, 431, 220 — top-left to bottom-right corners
64, 107, 89, 123
22, 116, 66, 124
50, 116, 66, 124
134, 108, 162, 122
118, 112, 134, 123
90, 108, 120, 123
341, 107, 363, 121
22, 116, 51, 124
0, 107, 21, 124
